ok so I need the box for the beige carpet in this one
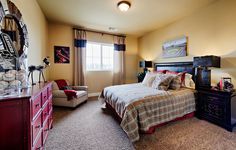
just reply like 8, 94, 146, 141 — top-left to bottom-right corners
45, 100, 236, 150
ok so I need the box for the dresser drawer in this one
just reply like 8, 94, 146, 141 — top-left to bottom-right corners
42, 88, 48, 106
42, 102, 49, 125
202, 101, 226, 122
49, 110, 53, 129
204, 94, 226, 104
42, 119, 49, 144
32, 94, 42, 119
32, 112, 42, 145
32, 131, 42, 150
48, 96, 53, 112
48, 84, 52, 97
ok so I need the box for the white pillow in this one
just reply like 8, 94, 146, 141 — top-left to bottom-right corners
184, 73, 195, 89
142, 72, 161, 87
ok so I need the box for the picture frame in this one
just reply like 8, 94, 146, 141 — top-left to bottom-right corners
162, 36, 187, 58
54, 46, 70, 63
223, 77, 231, 83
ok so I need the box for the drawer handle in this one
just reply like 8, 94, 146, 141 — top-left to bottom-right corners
35, 104, 40, 107
35, 125, 41, 129
36, 147, 41, 150
44, 95, 47, 99
44, 112, 48, 116
44, 129, 49, 131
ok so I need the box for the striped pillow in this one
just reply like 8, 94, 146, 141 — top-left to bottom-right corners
169, 75, 181, 90
151, 74, 174, 90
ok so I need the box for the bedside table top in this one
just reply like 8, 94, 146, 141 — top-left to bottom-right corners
198, 87, 236, 97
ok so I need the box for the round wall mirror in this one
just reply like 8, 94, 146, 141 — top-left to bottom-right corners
0, 0, 28, 72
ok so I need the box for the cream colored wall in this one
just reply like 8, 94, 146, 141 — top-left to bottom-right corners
48, 22, 138, 93
139, 0, 236, 86
48, 23, 74, 83
12, 0, 48, 81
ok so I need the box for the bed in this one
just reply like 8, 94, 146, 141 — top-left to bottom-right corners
99, 62, 196, 142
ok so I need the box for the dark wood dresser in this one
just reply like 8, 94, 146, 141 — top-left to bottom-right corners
0, 82, 53, 150
197, 88, 236, 131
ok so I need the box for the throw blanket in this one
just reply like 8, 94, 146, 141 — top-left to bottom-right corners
55, 79, 67, 90
64, 90, 77, 100
55, 79, 77, 100
99, 83, 196, 142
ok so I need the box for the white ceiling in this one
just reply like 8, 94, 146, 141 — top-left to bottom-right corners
37, 0, 216, 37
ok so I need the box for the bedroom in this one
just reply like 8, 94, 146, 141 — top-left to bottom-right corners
0, 0, 236, 149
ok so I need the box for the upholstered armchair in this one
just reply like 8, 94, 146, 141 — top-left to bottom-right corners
52, 80, 88, 108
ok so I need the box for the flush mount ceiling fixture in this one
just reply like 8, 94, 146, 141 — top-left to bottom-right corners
117, 1, 131, 12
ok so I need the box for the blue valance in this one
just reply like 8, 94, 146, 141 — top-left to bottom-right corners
114, 44, 126, 51
74, 39, 87, 48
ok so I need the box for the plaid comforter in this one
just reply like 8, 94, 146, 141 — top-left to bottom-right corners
99, 83, 196, 142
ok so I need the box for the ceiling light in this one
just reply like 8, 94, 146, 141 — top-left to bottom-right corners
117, 1, 131, 12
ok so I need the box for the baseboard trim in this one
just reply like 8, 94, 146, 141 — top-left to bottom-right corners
88, 92, 100, 97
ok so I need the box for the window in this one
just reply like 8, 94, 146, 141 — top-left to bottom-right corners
86, 42, 114, 71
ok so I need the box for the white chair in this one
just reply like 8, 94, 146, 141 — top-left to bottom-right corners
52, 80, 88, 108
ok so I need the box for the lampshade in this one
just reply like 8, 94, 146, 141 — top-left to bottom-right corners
139, 61, 152, 68
193, 55, 220, 68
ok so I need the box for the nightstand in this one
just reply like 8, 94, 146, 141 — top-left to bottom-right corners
197, 88, 236, 131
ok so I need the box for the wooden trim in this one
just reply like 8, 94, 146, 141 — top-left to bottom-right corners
154, 61, 193, 67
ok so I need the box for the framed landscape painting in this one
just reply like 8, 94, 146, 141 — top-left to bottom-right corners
54, 46, 70, 63
162, 36, 187, 58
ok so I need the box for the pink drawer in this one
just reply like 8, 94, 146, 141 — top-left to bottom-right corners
42, 119, 49, 144
49, 110, 53, 129
48, 96, 53, 112
42, 88, 48, 106
47, 84, 52, 97
32, 112, 42, 144
32, 131, 42, 150
42, 102, 49, 124
32, 94, 42, 119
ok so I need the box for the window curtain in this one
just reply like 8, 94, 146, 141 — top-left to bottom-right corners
74, 29, 87, 86
113, 36, 126, 85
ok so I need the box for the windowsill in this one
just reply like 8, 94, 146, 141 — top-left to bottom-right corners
86, 70, 113, 72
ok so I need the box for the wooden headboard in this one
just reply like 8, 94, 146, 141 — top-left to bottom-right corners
154, 62, 194, 76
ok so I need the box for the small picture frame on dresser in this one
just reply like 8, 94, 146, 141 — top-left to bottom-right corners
223, 77, 232, 83
222, 77, 234, 92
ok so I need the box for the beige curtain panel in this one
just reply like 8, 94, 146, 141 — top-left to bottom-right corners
113, 36, 126, 85
74, 29, 87, 86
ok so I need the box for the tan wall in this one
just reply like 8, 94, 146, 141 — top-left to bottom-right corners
12, 0, 48, 81
48, 22, 138, 93
138, 0, 236, 86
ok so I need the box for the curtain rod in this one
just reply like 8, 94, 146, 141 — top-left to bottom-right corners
73, 27, 126, 38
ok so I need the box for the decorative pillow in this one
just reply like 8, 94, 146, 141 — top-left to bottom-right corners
155, 70, 167, 74
184, 73, 195, 89
166, 71, 186, 86
142, 72, 162, 87
62, 86, 73, 90
151, 74, 174, 90
169, 75, 181, 90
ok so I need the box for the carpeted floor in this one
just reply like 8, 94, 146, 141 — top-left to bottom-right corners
45, 100, 236, 150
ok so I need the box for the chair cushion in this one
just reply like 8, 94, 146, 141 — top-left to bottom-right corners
76, 91, 87, 97
53, 90, 87, 98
